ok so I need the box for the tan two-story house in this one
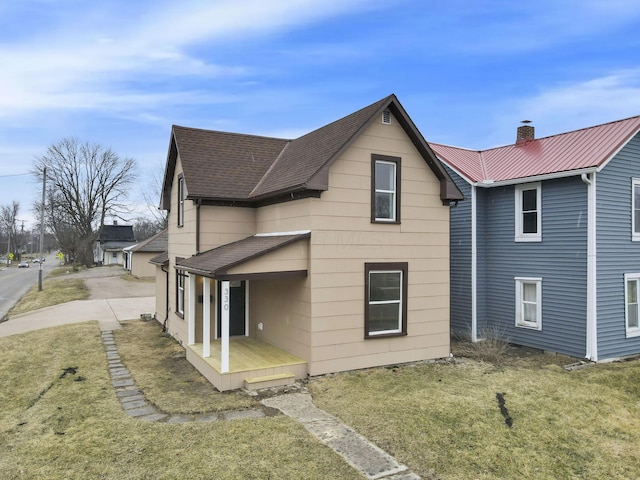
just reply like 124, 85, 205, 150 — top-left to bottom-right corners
151, 94, 464, 391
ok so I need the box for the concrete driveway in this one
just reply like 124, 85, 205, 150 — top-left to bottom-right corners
0, 266, 155, 337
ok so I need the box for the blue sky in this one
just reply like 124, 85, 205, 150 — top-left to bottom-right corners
2, 0, 640, 227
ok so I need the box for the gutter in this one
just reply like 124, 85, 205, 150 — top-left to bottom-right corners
581, 172, 598, 361
161, 264, 170, 332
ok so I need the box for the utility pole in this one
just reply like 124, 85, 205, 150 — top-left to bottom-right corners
38, 167, 46, 291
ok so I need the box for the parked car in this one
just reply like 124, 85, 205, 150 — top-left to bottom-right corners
32, 258, 40, 263
18, 261, 29, 268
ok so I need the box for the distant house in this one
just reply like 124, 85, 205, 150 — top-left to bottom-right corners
124, 229, 168, 278
152, 94, 463, 391
94, 223, 136, 266
433, 115, 640, 361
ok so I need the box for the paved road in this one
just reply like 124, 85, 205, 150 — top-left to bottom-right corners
0, 256, 56, 321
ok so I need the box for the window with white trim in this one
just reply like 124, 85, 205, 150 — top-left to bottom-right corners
624, 273, 640, 337
177, 175, 185, 227
515, 183, 541, 242
515, 277, 542, 330
365, 262, 408, 338
176, 269, 186, 317
372, 155, 401, 223
632, 179, 640, 241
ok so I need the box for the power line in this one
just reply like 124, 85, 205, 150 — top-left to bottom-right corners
0, 173, 31, 178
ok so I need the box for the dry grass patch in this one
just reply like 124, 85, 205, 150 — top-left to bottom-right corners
311, 356, 640, 480
115, 319, 256, 413
0, 323, 357, 479
8, 271, 88, 316
120, 273, 154, 283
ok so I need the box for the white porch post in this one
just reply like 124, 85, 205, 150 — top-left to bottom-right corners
187, 274, 196, 345
220, 280, 230, 373
203, 277, 211, 358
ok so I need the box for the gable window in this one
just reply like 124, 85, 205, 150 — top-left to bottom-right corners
177, 175, 185, 227
632, 179, 640, 241
371, 155, 401, 223
624, 273, 640, 337
515, 183, 541, 242
365, 262, 408, 338
176, 269, 186, 318
515, 277, 542, 330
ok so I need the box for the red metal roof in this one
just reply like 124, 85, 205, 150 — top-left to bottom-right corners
431, 115, 640, 183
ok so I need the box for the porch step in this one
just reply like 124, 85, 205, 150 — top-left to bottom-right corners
244, 372, 296, 390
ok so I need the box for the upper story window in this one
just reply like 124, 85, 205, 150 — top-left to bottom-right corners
371, 154, 401, 223
365, 262, 408, 338
632, 179, 640, 241
624, 273, 640, 337
177, 175, 185, 227
515, 277, 542, 330
515, 182, 541, 242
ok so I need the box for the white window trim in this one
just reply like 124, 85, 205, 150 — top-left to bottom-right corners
375, 160, 397, 222
515, 182, 541, 242
624, 273, 640, 338
177, 175, 185, 227
368, 269, 403, 336
632, 179, 640, 241
515, 277, 542, 330
176, 270, 185, 316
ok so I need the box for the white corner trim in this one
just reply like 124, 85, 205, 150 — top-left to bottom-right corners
583, 172, 598, 361
471, 184, 478, 342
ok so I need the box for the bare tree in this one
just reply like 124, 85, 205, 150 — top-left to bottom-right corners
142, 169, 168, 230
132, 216, 163, 242
0, 201, 20, 260
33, 138, 137, 267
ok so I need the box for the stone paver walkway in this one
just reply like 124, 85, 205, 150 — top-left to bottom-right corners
101, 329, 421, 479
262, 393, 421, 480
101, 330, 265, 423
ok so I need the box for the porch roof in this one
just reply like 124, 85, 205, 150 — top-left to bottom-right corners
176, 232, 310, 279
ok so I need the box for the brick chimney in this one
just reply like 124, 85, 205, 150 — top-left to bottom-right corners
516, 120, 534, 145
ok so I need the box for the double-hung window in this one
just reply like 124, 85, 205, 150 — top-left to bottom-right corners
177, 175, 185, 227
624, 273, 640, 337
515, 183, 541, 242
176, 269, 186, 317
515, 277, 542, 330
372, 155, 401, 223
632, 179, 640, 241
365, 262, 408, 338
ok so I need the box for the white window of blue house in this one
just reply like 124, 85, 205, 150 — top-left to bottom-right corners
632, 179, 640, 241
515, 277, 542, 330
515, 183, 541, 242
624, 273, 640, 337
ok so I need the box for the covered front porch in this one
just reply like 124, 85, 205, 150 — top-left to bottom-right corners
177, 232, 311, 391
187, 337, 307, 391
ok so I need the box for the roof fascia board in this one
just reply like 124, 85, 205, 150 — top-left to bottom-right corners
476, 167, 597, 188
160, 130, 178, 211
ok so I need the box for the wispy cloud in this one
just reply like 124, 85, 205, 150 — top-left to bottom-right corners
516, 69, 640, 136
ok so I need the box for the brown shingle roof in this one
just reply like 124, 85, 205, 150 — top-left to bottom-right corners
149, 251, 169, 266
176, 233, 310, 277
161, 94, 463, 207
173, 127, 289, 200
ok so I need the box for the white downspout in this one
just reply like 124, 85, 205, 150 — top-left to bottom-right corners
582, 173, 598, 361
471, 184, 478, 342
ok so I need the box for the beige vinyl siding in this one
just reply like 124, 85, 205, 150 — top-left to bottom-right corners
256, 198, 312, 233
307, 113, 450, 376
130, 252, 157, 278
199, 206, 255, 251
250, 276, 311, 362
226, 240, 309, 275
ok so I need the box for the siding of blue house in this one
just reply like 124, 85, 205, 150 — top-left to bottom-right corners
596, 133, 640, 359
478, 176, 588, 357
443, 166, 472, 337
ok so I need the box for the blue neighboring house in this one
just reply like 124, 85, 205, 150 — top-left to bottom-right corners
432, 115, 640, 361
